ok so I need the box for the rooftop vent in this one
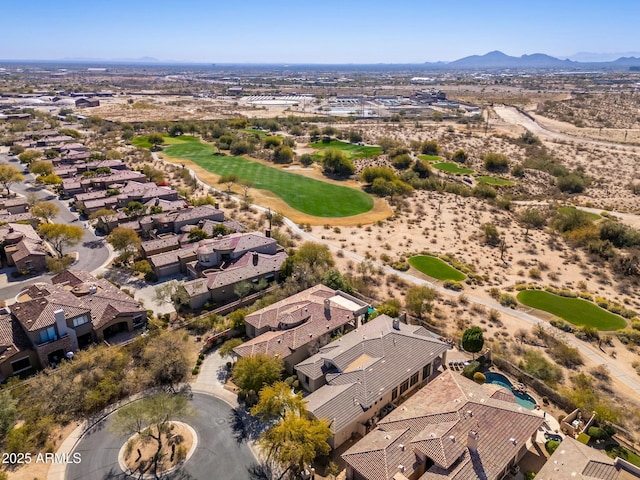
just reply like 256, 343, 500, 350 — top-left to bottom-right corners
398, 465, 405, 473
399, 444, 405, 451
449, 435, 456, 442
509, 438, 517, 445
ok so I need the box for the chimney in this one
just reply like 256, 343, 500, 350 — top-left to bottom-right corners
54, 308, 79, 351
265, 229, 271, 238
392, 317, 400, 330
214, 202, 219, 209
324, 298, 331, 317
252, 251, 259, 265
467, 431, 479, 452
399, 311, 407, 324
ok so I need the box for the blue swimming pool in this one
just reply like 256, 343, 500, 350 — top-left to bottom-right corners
484, 372, 537, 410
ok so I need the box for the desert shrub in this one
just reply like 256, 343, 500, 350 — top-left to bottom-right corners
548, 341, 583, 369
472, 183, 497, 199
499, 293, 517, 308
473, 372, 486, 384
557, 173, 586, 193
519, 350, 563, 386
421, 140, 440, 155
550, 318, 574, 332
483, 153, 509, 172
452, 149, 468, 163
443, 280, 463, 291
391, 153, 412, 170
362, 166, 396, 183
462, 361, 482, 379
545, 440, 560, 455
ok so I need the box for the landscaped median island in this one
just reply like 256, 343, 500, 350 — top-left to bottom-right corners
140, 135, 375, 218
516, 290, 627, 331
408, 255, 466, 281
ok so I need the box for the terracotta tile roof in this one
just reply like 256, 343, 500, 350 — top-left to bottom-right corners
13, 271, 145, 332
245, 284, 358, 331
536, 436, 638, 480
342, 370, 545, 480
0, 312, 32, 359
141, 236, 180, 254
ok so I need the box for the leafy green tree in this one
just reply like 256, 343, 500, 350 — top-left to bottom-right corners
462, 326, 485, 358
39, 173, 62, 185
18, 149, 42, 164
111, 392, 191, 477
300, 154, 314, 166
481, 223, 500, 245
321, 268, 353, 293
154, 280, 190, 307
107, 227, 141, 262
405, 286, 436, 318
89, 208, 117, 230
229, 309, 247, 330
251, 381, 305, 421
30, 201, 60, 223
124, 201, 146, 218
348, 130, 363, 143
188, 228, 208, 243
234, 280, 253, 300
38, 223, 83, 256
147, 133, 164, 147
0, 165, 24, 196
259, 413, 331, 478
322, 149, 354, 177
519, 208, 546, 235
218, 338, 243, 359
29, 160, 53, 176
141, 332, 190, 388
232, 354, 283, 393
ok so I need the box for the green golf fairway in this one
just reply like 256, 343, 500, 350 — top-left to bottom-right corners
409, 255, 466, 281
162, 137, 374, 217
517, 290, 626, 331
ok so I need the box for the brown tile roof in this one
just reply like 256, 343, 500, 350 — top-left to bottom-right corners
299, 316, 449, 435
536, 436, 639, 480
342, 370, 545, 480
233, 289, 358, 360
148, 243, 198, 268
245, 284, 347, 331
141, 236, 180, 254
0, 313, 32, 359
11, 239, 47, 263
13, 271, 145, 332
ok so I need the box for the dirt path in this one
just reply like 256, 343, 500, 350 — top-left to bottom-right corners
493, 106, 640, 153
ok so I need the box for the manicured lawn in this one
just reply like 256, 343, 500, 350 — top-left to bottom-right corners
432, 162, 474, 175
557, 206, 601, 221
310, 139, 382, 159
163, 138, 374, 218
409, 256, 466, 281
132, 136, 152, 149
606, 445, 640, 467
418, 155, 442, 162
476, 176, 515, 186
516, 290, 627, 331
132, 135, 198, 149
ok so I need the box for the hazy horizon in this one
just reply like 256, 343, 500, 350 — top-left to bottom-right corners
2, 0, 639, 64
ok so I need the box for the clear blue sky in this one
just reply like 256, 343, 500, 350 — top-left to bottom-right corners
2, 0, 639, 63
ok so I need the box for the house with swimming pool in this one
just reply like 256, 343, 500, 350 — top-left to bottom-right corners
342, 369, 545, 480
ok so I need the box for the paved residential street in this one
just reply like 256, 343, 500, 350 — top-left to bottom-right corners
64, 393, 257, 480
0, 153, 113, 301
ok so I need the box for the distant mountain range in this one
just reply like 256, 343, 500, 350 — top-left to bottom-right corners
425, 50, 640, 69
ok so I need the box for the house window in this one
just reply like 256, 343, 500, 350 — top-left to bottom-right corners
38, 326, 57, 344
391, 387, 398, 401
422, 363, 432, 381
399, 379, 409, 395
11, 357, 31, 373
72, 314, 90, 328
410, 372, 419, 386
